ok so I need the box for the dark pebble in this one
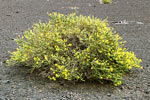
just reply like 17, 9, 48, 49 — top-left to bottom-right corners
144, 90, 150, 94
3, 60, 6, 63
123, 96, 130, 100
120, 86, 124, 90
92, 5, 96, 7
136, 86, 140, 89
16, 11, 20, 13
6, 14, 11, 16
146, 64, 149, 67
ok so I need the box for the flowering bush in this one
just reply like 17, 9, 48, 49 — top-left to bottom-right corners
7, 12, 142, 86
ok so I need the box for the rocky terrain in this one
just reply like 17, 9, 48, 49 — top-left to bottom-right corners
0, 0, 150, 99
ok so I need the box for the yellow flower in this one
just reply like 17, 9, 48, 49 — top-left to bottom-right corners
100, 76, 103, 79
110, 67, 113, 72
44, 55, 48, 61
64, 39, 67, 42
128, 66, 132, 69
37, 57, 40, 61
56, 48, 60, 51
23, 54, 27, 57
64, 68, 68, 73
55, 64, 58, 66
117, 81, 122, 85
48, 76, 50, 79
55, 74, 59, 78
68, 44, 72, 46
34, 57, 36, 61
75, 68, 78, 71
51, 77, 56, 81
91, 66, 94, 69
40, 33, 44, 36
36, 61, 39, 64
108, 53, 111, 56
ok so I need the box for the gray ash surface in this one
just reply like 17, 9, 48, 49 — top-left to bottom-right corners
0, 0, 150, 100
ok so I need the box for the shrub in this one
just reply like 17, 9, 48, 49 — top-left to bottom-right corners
7, 12, 142, 86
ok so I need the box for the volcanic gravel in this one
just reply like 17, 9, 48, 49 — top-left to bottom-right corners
0, 0, 150, 100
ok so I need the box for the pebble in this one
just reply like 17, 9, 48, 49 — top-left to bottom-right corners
136, 22, 144, 25
107, 93, 111, 97
144, 90, 150, 94
2, 80, 10, 84
0, 61, 2, 66
16, 11, 20, 13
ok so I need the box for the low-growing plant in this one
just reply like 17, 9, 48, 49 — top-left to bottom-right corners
7, 12, 142, 86
103, 0, 112, 4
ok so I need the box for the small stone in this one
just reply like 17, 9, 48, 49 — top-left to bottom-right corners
136, 86, 140, 89
6, 14, 11, 16
144, 90, 150, 94
146, 64, 149, 67
0, 61, 2, 66
136, 22, 144, 25
123, 96, 130, 100
93, 5, 96, 7
2, 80, 10, 84
16, 11, 20, 13
3, 60, 6, 63
120, 86, 124, 90
107, 93, 111, 97
88, 3, 91, 7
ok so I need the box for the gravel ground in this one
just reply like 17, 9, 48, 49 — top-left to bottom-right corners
0, 0, 150, 100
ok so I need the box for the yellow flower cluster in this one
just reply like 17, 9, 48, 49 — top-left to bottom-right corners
34, 57, 40, 64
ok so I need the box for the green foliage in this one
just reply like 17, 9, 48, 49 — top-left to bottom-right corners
7, 12, 142, 86
103, 0, 112, 4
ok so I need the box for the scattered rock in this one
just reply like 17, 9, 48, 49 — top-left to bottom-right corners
107, 93, 111, 97
6, 14, 11, 16
16, 11, 20, 13
92, 5, 96, 7
3, 60, 6, 63
0, 61, 2, 66
122, 96, 130, 100
136, 86, 140, 89
98, 0, 103, 4
88, 3, 91, 7
136, 22, 144, 25
2, 80, 10, 84
144, 90, 150, 94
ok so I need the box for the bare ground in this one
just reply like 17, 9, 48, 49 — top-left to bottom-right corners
0, 0, 150, 100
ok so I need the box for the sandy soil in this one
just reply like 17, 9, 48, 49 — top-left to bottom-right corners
0, 0, 150, 99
